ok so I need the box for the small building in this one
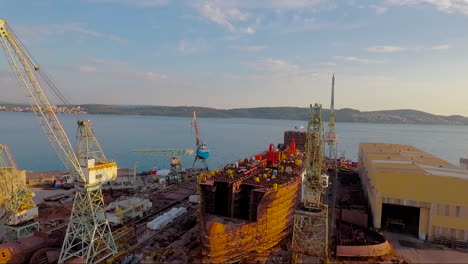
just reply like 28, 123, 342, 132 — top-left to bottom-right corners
359, 143, 468, 245
25, 170, 68, 186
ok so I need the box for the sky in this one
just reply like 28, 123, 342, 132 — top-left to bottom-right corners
0, 0, 467, 116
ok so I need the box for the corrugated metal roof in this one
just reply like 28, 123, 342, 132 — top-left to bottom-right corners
361, 142, 468, 180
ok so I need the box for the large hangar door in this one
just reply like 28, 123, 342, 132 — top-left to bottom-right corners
381, 203, 420, 236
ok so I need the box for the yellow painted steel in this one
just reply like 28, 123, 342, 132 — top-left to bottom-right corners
359, 142, 468, 240
431, 215, 468, 230
202, 176, 301, 264
360, 143, 468, 206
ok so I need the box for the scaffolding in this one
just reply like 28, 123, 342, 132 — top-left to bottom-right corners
291, 206, 328, 261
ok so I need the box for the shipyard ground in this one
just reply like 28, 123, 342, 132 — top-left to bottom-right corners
330, 168, 468, 264
385, 232, 468, 264
9, 167, 467, 264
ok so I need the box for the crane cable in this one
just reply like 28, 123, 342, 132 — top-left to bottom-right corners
7, 24, 79, 120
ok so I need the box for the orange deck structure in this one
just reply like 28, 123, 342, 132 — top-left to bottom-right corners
198, 143, 305, 263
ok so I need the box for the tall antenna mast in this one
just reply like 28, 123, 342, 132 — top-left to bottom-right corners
325, 74, 338, 167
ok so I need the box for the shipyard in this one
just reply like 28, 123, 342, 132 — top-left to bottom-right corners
1, 2, 468, 264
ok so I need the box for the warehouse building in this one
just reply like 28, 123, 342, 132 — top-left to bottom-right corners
359, 143, 468, 245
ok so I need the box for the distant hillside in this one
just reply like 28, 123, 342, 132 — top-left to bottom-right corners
80, 104, 468, 125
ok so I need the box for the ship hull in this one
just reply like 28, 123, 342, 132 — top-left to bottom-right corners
199, 165, 304, 263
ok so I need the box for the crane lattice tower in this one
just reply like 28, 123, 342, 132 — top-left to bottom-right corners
290, 103, 329, 264
0, 20, 117, 263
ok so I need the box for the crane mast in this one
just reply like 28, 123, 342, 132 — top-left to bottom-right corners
0, 20, 83, 183
77, 120, 109, 164
193, 112, 201, 147
192, 112, 210, 170
303, 104, 326, 209
0, 20, 116, 263
291, 103, 329, 263
325, 74, 338, 168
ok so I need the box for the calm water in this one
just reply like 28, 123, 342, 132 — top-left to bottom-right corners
1, 112, 467, 172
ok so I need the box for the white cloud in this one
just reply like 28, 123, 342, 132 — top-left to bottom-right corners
78, 65, 98, 72
386, 0, 468, 15
227, 8, 249, 21
178, 38, 206, 54
370, 4, 388, 14
320, 62, 337, 66
142, 71, 167, 81
432, 44, 451, 50
259, 58, 300, 73
334, 56, 383, 64
193, 0, 339, 35
79, 58, 167, 82
11, 23, 127, 44
58, 23, 102, 37
367, 45, 404, 53
88, 0, 170, 7
91, 58, 125, 65
57, 24, 127, 43
249, 58, 332, 81
108, 35, 128, 44
12, 25, 54, 43
198, 0, 332, 10
231, 45, 265, 52
197, 3, 252, 33
243, 26, 255, 34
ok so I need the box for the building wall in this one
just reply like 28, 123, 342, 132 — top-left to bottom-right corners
359, 143, 468, 242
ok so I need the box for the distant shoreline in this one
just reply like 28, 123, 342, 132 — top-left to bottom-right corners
1, 104, 467, 126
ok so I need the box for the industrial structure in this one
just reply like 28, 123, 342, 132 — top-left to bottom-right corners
198, 142, 304, 263
359, 143, 468, 245
290, 103, 330, 263
192, 112, 210, 170
105, 197, 152, 226
133, 148, 194, 183
324, 74, 338, 168
460, 158, 468, 170
0, 145, 39, 242
284, 131, 307, 152
0, 19, 117, 263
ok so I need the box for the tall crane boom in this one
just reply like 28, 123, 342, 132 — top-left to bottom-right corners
193, 112, 201, 147
0, 19, 116, 263
0, 20, 84, 183
192, 112, 210, 170
325, 74, 338, 166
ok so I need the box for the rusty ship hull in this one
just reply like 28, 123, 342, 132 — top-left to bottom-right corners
199, 142, 305, 263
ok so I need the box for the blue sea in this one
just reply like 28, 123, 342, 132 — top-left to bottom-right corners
1, 112, 467, 172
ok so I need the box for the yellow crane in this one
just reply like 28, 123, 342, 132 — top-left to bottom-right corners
0, 145, 39, 242
0, 19, 117, 263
